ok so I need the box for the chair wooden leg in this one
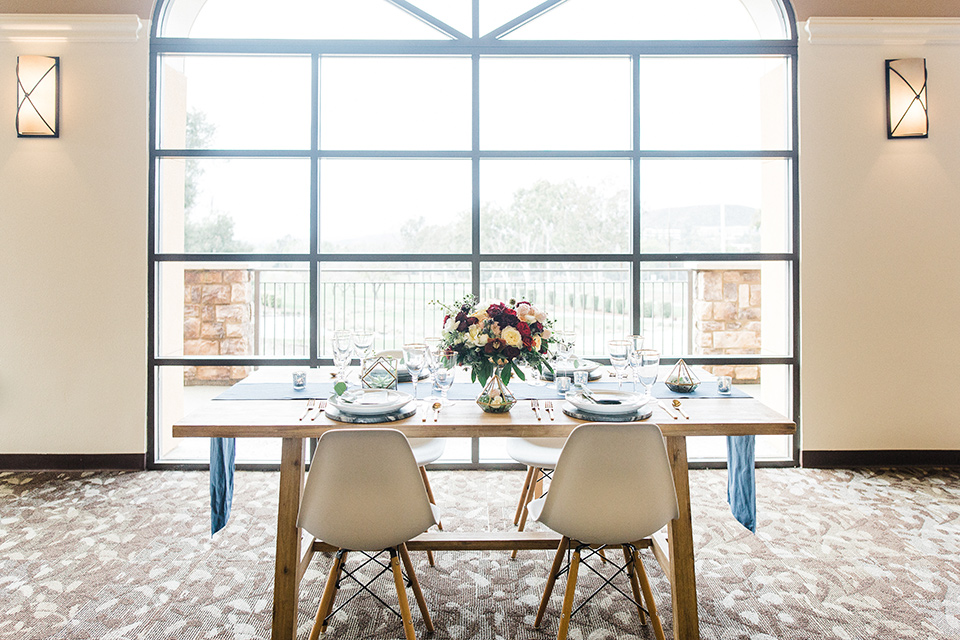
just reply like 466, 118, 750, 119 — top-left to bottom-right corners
418, 465, 442, 567
622, 546, 647, 626
633, 549, 666, 640
399, 543, 434, 634
535, 536, 570, 628
511, 467, 541, 559
557, 546, 581, 640
311, 550, 346, 639
514, 466, 535, 525
390, 548, 418, 640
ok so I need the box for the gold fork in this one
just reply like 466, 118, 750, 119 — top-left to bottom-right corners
299, 399, 316, 421
310, 399, 327, 421
531, 399, 541, 421
544, 400, 554, 420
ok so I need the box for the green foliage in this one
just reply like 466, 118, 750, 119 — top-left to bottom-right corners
184, 212, 254, 253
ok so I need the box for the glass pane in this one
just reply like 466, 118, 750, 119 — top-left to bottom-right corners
481, 57, 631, 151
503, 0, 788, 40
480, 261, 630, 359
480, 159, 631, 254
687, 364, 794, 462
687, 259, 792, 359
639, 159, 790, 254
319, 262, 471, 351
157, 158, 310, 254
164, 0, 450, 40
159, 55, 311, 150
321, 56, 471, 151
157, 364, 298, 464
410, 0, 472, 36
639, 57, 791, 151
320, 159, 471, 253
158, 261, 310, 358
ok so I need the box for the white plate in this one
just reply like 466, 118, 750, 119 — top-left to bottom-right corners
552, 359, 601, 374
564, 389, 650, 415
329, 388, 412, 416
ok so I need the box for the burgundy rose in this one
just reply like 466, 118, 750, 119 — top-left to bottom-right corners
504, 346, 520, 360
517, 322, 531, 337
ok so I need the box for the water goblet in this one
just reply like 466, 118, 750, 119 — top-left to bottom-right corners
637, 349, 661, 399
608, 339, 630, 390
352, 330, 375, 371
402, 343, 427, 400
628, 348, 643, 393
627, 334, 644, 389
423, 336, 443, 386
331, 330, 354, 382
555, 330, 576, 373
434, 349, 457, 405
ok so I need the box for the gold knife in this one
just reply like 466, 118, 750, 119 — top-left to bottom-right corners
657, 400, 679, 420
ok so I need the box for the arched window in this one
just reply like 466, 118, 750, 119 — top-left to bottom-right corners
149, 0, 799, 467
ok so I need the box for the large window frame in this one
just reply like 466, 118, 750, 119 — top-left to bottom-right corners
148, 0, 800, 470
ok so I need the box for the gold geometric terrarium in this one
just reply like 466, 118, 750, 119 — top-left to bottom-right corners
361, 355, 398, 390
665, 359, 700, 393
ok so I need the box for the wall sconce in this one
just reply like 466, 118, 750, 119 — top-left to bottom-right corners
885, 58, 927, 139
17, 55, 60, 137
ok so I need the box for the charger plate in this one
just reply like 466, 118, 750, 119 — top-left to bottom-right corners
324, 401, 419, 424
562, 402, 653, 422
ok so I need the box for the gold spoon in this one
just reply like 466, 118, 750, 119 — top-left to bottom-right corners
672, 399, 690, 419
432, 401, 442, 422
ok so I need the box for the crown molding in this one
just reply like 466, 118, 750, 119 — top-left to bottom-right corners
805, 17, 960, 45
0, 14, 143, 43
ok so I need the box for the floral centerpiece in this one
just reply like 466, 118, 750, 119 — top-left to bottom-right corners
436, 295, 554, 412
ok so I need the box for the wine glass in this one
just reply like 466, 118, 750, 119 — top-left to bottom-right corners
637, 349, 661, 399
433, 349, 457, 405
423, 336, 443, 386
626, 335, 645, 391
555, 330, 576, 373
607, 339, 630, 390
352, 330, 375, 372
331, 330, 354, 382
402, 343, 427, 400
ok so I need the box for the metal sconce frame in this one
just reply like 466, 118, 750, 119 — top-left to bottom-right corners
885, 58, 927, 139
17, 55, 60, 137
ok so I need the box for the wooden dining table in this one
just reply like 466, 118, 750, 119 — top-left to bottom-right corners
174, 387, 794, 640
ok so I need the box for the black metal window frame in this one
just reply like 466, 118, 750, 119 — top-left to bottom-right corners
147, 0, 800, 470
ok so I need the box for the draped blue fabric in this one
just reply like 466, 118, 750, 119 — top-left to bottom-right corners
726, 435, 757, 533
209, 437, 236, 535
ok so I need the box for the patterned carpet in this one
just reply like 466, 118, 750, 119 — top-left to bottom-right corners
1, 466, 959, 639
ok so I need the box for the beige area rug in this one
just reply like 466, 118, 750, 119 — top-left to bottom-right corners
1, 467, 959, 639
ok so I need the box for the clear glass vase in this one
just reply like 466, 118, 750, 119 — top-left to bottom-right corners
476, 365, 517, 413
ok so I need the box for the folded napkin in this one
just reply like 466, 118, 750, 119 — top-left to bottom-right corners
726, 435, 756, 533
210, 437, 235, 535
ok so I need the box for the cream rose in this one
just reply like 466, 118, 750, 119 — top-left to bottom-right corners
467, 323, 488, 347
502, 326, 522, 348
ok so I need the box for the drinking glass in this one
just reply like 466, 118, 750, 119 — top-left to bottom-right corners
423, 336, 443, 385
555, 330, 576, 371
434, 349, 457, 405
607, 339, 630, 390
627, 347, 643, 393
637, 349, 661, 399
352, 330, 375, 371
627, 334, 644, 389
402, 343, 427, 400
331, 330, 354, 382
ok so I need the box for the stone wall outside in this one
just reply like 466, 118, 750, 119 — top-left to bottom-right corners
694, 269, 761, 384
183, 269, 254, 386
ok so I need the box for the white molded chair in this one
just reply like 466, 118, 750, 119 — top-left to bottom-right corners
505, 437, 564, 558
298, 428, 440, 640
408, 436, 446, 566
527, 422, 679, 640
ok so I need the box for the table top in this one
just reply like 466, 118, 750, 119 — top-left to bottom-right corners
173, 395, 795, 439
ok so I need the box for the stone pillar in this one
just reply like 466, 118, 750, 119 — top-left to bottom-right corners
183, 269, 254, 385
693, 269, 761, 384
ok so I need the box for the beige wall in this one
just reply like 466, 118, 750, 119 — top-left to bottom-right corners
0, 16, 148, 455
799, 19, 960, 451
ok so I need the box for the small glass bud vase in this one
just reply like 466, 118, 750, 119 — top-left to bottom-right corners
476, 366, 517, 413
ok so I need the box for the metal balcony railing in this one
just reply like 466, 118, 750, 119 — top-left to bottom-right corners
253, 267, 693, 358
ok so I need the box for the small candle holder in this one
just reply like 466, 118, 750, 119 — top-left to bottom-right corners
292, 370, 306, 390
717, 375, 732, 393
573, 370, 588, 387
556, 374, 572, 394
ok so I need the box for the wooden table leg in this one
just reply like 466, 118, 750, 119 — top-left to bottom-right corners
665, 435, 699, 640
272, 437, 305, 640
